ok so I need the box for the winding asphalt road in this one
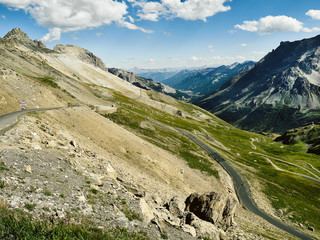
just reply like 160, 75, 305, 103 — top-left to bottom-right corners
0, 107, 64, 135
176, 128, 318, 240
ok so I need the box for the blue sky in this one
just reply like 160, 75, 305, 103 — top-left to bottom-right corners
0, 0, 320, 70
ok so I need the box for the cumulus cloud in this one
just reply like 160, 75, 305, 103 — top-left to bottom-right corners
1, 15, 6, 19
0, 0, 232, 42
0, 0, 152, 42
41, 27, 61, 43
235, 15, 320, 34
306, 10, 320, 20
239, 43, 247, 47
134, 0, 231, 22
136, 1, 166, 21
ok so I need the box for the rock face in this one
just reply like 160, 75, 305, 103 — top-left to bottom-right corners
138, 192, 236, 240
195, 34, 320, 133
185, 192, 237, 231
54, 44, 107, 71
275, 122, 320, 154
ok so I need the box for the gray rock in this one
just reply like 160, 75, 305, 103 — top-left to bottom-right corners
167, 196, 185, 217
185, 192, 237, 231
308, 226, 314, 232
184, 212, 224, 240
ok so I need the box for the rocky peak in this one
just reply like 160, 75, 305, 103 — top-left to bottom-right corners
4, 28, 32, 42
3, 28, 47, 50
54, 44, 107, 71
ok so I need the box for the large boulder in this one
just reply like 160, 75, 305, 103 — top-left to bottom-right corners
185, 192, 237, 231
183, 212, 227, 240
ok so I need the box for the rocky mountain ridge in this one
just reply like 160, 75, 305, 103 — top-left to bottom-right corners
108, 68, 193, 101
54, 44, 107, 71
161, 61, 255, 98
195, 35, 320, 133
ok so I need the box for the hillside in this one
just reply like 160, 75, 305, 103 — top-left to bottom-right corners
162, 62, 255, 97
0, 28, 319, 240
195, 35, 320, 134
275, 122, 320, 155
107, 68, 193, 101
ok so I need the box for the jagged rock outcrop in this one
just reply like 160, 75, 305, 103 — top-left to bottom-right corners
3, 27, 48, 51
138, 192, 237, 240
195, 35, 320, 133
54, 44, 107, 71
4, 28, 32, 42
108, 68, 150, 89
185, 192, 237, 231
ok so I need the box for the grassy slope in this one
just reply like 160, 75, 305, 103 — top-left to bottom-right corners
0, 42, 319, 237
0, 208, 149, 240
99, 88, 320, 236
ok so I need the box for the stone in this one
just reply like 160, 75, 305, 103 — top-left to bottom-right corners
184, 212, 222, 240
167, 196, 185, 217
24, 165, 32, 173
104, 162, 118, 180
185, 192, 237, 231
95, 105, 117, 115
308, 226, 314, 232
140, 198, 154, 222
181, 224, 197, 237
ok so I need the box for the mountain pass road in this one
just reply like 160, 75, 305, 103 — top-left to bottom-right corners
176, 128, 318, 240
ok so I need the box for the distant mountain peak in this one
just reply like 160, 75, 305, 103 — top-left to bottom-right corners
4, 28, 32, 42
3, 27, 47, 50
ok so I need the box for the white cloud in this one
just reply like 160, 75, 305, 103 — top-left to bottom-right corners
0, 0, 152, 42
96, 32, 103, 37
41, 27, 61, 43
208, 45, 214, 52
306, 10, 320, 20
134, 0, 231, 22
239, 43, 247, 47
128, 16, 135, 23
1, 15, 6, 19
118, 20, 153, 33
136, 1, 166, 21
235, 15, 320, 34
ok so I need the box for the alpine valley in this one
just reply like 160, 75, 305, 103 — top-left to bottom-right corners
0, 28, 319, 240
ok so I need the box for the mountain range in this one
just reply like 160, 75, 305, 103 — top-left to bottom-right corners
160, 61, 255, 97
0, 28, 319, 240
132, 67, 181, 82
195, 35, 320, 133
